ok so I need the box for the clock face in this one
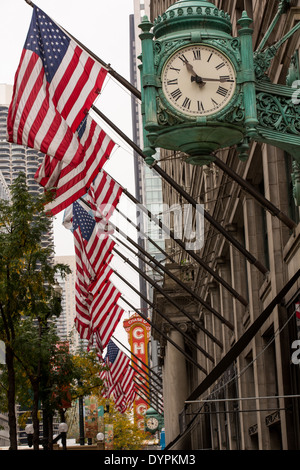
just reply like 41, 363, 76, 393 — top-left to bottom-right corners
147, 417, 159, 430
161, 45, 236, 117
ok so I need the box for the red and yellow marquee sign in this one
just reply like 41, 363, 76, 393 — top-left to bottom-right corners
123, 315, 151, 429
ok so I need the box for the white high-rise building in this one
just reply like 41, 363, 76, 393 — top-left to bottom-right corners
54, 255, 83, 352
0, 84, 46, 195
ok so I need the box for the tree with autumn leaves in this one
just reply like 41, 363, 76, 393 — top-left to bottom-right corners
0, 173, 150, 451
0, 174, 109, 450
66, 394, 150, 450
0, 173, 74, 449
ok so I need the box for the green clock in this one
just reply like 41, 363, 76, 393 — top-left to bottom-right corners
146, 416, 159, 433
161, 45, 237, 118
139, 2, 249, 165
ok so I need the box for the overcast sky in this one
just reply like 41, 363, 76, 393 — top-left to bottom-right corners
0, 0, 141, 346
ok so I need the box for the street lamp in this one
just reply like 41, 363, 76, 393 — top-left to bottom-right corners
53, 422, 68, 450
96, 432, 105, 450
25, 424, 34, 448
25, 421, 68, 450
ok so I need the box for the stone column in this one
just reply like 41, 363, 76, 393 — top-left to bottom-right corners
163, 326, 189, 448
216, 257, 234, 353
228, 223, 248, 450
242, 194, 270, 449
207, 281, 222, 367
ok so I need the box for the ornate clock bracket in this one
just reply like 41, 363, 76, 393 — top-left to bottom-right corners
252, 15, 300, 205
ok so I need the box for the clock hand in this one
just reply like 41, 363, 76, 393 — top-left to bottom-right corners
184, 60, 206, 87
182, 59, 210, 90
194, 77, 235, 83
184, 60, 197, 77
190, 75, 206, 87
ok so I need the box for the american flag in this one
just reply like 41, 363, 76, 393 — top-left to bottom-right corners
36, 115, 116, 216
74, 261, 113, 338
7, 5, 107, 166
90, 303, 124, 353
71, 201, 122, 353
90, 280, 121, 331
296, 302, 300, 320
72, 201, 115, 279
100, 340, 136, 413
75, 295, 124, 354
86, 170, 123, 223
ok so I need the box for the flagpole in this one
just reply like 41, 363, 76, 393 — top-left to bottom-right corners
110, 224, 233, 331
135, 389, 163, 415
115, 267, 215, 364
113, 244, 221, 350
111, 337, 163, 392
213, 155, 296, 230
115, 178, 248, 306
112, 335, 162, 384
133, 378, 164, 411
91, 105, 268, 277
115, 206, 176, 264
130, 364, 163, 395
133, 371, 163, 405
119, 294, 209, 374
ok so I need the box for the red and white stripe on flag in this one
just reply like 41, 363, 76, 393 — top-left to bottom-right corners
90, 281, 122, 331
74, 263, 113, 342
36, 117, 116, 216
100, 341, 137, 412
74, 219, 115, 278
91, 304, 124, 353
87, 170, 123, 223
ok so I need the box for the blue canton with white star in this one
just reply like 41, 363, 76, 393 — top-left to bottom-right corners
105, 340, 120, 364
73, 201, 96, 241
25, 6, 70, 83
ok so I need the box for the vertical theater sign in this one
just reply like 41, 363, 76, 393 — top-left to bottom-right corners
124, 315, 151, 429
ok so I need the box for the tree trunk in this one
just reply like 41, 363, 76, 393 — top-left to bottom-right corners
6, 344, 17, 450
48, 412, 54, 451
32, 380, 40, 450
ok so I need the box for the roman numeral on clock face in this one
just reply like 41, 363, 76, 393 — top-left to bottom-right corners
198, 101, 205, 112
182, 97, 191, 109
170, 66, 181, 74
178, 54, 188, 64
167, 79, 178, 86
170, 88, 182, 101
217, 86, 229, 97
220, 75, 231, 82
216, 62, 225, 70
193, 50, 201, 60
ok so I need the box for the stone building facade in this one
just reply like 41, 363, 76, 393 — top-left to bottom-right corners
144, 0, 300, 450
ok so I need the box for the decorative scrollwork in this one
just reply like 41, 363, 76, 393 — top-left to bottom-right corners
156, 98, 185, 126
256, 92, 300, 135
292, 160, 300, 205
154, 40, 188, 68
217, 92, 245, 123
205, 38, 241, 65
